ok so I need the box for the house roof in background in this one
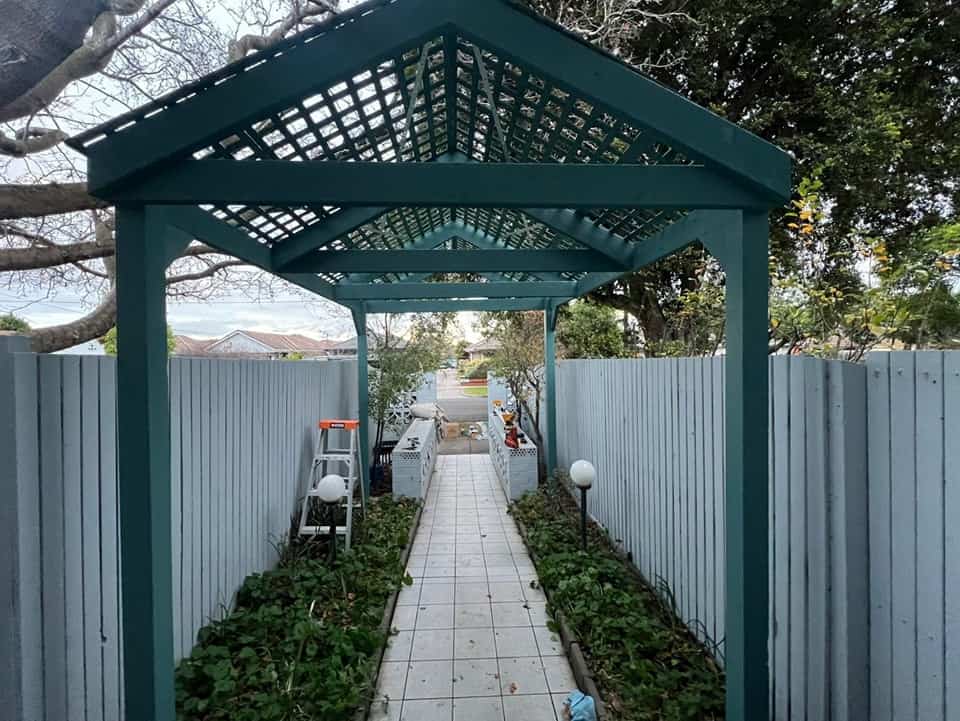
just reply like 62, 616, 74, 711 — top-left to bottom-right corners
236, 330, 334, 353
173, 335, 212, 356
466, 338, 501, 353
174, 330, 335, 355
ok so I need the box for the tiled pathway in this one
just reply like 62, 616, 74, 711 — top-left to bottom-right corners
371, 454, 578, 721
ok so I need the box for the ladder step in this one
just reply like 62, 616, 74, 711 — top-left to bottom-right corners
300, 525, 348, 536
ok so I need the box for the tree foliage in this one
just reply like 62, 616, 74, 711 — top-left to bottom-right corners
367, 313, 454, 452
529, 0, 960, 356
101, 324, 176, 356
0, 313, 30, 332
478, 311, 548, 477
556, 300, 628, 359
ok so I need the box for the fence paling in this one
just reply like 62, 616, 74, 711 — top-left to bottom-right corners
555, 352, 956, 721
0, 349, 358, 721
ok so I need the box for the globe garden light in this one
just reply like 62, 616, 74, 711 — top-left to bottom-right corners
317, 474, 345, 503
569, 460, 596, 490
317, 474, 345, 564
570, 460, 596, 551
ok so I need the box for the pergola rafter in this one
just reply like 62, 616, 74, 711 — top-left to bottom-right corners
67, 2, 791, 720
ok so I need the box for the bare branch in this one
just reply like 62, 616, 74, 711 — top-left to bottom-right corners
0, 127, 69, 157
0, 181, 108, 219
29, 287, 117, 353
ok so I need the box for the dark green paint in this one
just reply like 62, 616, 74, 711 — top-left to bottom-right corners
114, 206, 176, 721
361, 298, 560, 314
282, 248, 623, 274
102, 159, 771, 210
334, 281, 576, 301
451, 0, 791, 202
81, 0, 450, 194
353, 309, 371, 497
272, 207, 389, 269
720, 211, 770, 721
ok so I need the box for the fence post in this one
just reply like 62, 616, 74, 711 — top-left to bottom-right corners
0, 334, 42, 721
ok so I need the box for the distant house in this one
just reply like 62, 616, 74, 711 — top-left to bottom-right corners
173, 335, 212, 357
327, 333, 407, 358
465, 338, 500, 361
174, 330, 334, 359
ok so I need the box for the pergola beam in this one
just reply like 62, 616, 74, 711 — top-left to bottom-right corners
330, 280, 576, 301
103, 159, 770, 209
520, 208, 636, 267
272, 206, 390, 269
282, 248, 623, 274
574, 210, 740, 296
344, 221, 568, 283
360, 297, 561, 314
162, 206, 338, 300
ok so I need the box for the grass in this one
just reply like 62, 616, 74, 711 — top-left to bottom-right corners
461, 385, 488, 397
175, 497, 418, 721
512, 481, 724, 721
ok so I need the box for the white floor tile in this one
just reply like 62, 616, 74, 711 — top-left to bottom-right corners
405, 659, 454, 699
453, 658, 500, 697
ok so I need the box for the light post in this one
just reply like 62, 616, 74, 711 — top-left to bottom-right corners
569, 460, 596, 552
316, 474, 345, 565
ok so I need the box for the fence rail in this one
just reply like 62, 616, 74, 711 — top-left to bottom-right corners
1, 338, 357, 721
554, 352, 958, 721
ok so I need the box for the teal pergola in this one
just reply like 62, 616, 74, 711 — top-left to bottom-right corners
68, 1, 790, 719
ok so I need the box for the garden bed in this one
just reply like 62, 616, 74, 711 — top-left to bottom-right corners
511, 481, 724, 721
175, 497, 420, 721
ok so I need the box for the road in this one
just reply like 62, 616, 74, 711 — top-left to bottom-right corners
436, 368, 487, 422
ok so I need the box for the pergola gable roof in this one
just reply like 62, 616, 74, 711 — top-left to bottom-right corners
71, 0, 791, 310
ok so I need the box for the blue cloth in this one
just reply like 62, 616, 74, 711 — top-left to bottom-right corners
565, 690, 597, 721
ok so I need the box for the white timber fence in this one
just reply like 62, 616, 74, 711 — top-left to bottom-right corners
554, 352, 959, 721
0, 335, 358, 721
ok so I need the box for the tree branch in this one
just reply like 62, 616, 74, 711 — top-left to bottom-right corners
29, 288, 117, 353
0, 0, 177, 126
0, 182, 108, 219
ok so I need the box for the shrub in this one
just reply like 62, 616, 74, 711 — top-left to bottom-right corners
460, 357, 491, 380
176, 497, 418, 721
513, 483, 724, 720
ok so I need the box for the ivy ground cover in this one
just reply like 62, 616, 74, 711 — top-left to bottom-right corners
176, 497, 418, 721
512, 483, 724, 720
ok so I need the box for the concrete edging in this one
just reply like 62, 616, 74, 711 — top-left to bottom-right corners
355, 499, 424, 721
512, 514, 607, 721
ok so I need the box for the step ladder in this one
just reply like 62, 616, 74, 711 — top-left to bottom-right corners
298, 419, 366, 551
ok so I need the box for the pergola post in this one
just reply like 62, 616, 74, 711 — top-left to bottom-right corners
114, 206, 179, 721
722, 210, 770, 721
544, 303, 559, 474
353, 308, 371, 497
